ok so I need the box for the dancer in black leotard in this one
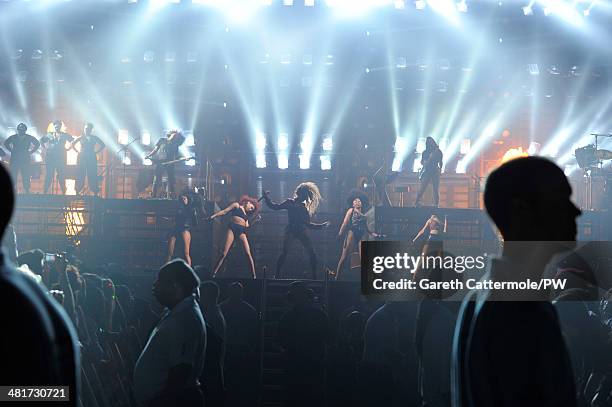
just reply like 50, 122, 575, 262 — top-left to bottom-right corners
263, 182, 330, 280
210, 195, 260, 279
166, 192, 198, 266
334, 190, 378, 280
412, 214, 447, 280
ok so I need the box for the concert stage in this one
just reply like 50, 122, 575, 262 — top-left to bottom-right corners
11, 194, 612, 275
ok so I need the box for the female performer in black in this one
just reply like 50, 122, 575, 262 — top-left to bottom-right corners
415, 136, 443, 207
334, 190, 378, 280
412, 213, 447, 280
166, 192, 198, 266
263, 182, 330, 280
210, 196, 260, 279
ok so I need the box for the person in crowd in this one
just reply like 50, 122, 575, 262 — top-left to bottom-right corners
360, 301, 420, 407
40, 120, 74, 194
0, 223, 18, 263
133, 259, 206, 407
200, 280, 226, 407
452, 157, 581, 407
335, 190, 379, 280
263, 183, 330, 279
276, 281, 329, 407
166, 192, 198, 266
4, 122, 40, 193
219, 282, 261, 406
0, 163, 80, 405
17, 248, 44, 275
415, 136, 443, 207
210, 195, 260, 279
69, 122, 105, 195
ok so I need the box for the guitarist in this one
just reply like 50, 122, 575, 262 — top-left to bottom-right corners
145, 130, 185, 198
415, 136, 443, 207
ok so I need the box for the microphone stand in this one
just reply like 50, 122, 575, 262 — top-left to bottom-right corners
116, 137, 139, 199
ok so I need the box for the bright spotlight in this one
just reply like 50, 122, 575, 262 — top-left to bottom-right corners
320, 155, 332, 170
118, 129, 129, 145
543, 7, 551, 16
144, 51, 155, 63
322, 137, 333, 151
278, 155, 289, 169
256, 154, 267, 168
65, 179, 77, 196
31, 50, 43, 60
280, 54, 292, 65
67, 149, 78, 166
299, 154, 310, 169
305, 0, 315, 5
522, 5, 532, 15
456, 1, 467, 12
460, 139, 471, 155
185, 158, 196, 166
122, 156, 132, 166
416, 137, 426, 153
144, 158, 153, 166
256, 132, 267, 150
141, 131, 151, 146
283, 0, 294, 5
394, 0, 406, 9
261, 0, 273, 4
278, 133, 289, 150
415, 0, 426, 9
527, 141, 540, 155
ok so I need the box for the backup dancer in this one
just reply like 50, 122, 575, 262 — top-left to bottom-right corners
210, 196, 260, 279
334, 190, 378, 280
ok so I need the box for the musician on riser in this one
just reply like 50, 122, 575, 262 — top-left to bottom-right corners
415, 136, 443, 207
145, 130, 185, 198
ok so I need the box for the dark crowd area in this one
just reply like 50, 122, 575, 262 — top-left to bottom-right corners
2, 158, 612, 407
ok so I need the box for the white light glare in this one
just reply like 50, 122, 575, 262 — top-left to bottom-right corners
278, 155, 289, 169
322, 137, 333, 151
305, 0, 315, 6
278, 133, 289, 150
256, 154, 267, 168
299, 154, 310, 169
321, 155, 332, 170
118, 129, 129, 145
283, 0, 294, 5
456, 0, 467, 12
256, 133, 267, 150
527, 141, 540, 155
460, 139, 471, 155
394, 0, 406, 9
415, 0, 426, 9
142, 131, 151, 146
122, 156, 131, 166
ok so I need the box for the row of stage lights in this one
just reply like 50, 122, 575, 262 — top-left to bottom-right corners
254, 132, 333, 170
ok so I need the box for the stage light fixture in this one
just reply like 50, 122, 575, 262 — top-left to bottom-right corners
31, 50, 43, 60
278, 133, 289, 150
278, 155, 289, 169
65, 179, 77, 196
256, 132, 267, 150
320, 155, 332, 170
299, 154, 310, 169
11, 49, 23, 60
187, 52, 197, 63
144, 158, 152, 166
283, 0, 293, 5
122, 156, 131, 166
144, 51, 155, 63
280, 54, 291, 64
322, 136, 333, 151
51, 50, 63, 61
325, 55, 334, 65
528, 63, 539, 75
528, 141, 540, 155
522, 5, 533, 15
165, 52, 176, 63
415, 0, 426, 9
456, 0, 467, 12
256, 154, 267, 168
305, 0, 315, 6
302, 54, 313, 65
118, 129, 129, 145
396, 57, 407, 69
394, 0, 405, 9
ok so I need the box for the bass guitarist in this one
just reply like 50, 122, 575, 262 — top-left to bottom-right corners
145, 130, 185, 198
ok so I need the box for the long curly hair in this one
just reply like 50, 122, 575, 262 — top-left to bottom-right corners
346, 189, 370, 211
294, 182, 322, 216
238, 195, 260, 218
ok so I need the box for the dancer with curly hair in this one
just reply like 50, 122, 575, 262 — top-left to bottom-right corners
334, 190, 378, 280
263, 182, 330, 280
210, 195, 261, 279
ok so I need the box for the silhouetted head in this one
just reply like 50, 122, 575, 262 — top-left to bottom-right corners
83, 122, 94, 136
16, 123, 27, 134
179, 193, 190, 206
0, 164, 15, 240
227, 281, 244, 303
52, 120, 62, 132
153, 259, 200, 308
484, 157, 581, 242
425, 136, 438, 150
294, 182, 322, 216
